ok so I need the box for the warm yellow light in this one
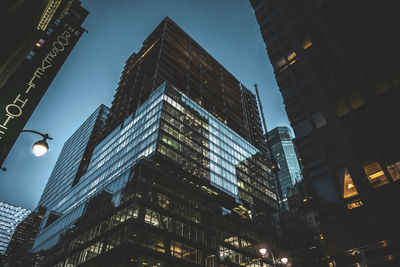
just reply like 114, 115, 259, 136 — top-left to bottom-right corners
363, 162, 389, 188
347, 183, 354, 189
347, 199, 364, 210
37, 0, 63, 30
369, 171, 384, 180
287, 52, 296, 61
303, 39, 313, 50
343, 171, 358, 198
32, 140, 49, 156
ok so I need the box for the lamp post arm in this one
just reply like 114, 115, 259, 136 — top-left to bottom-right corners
0, 129, 52, 171
271, 250, 277, 267
20, 130, 52, 140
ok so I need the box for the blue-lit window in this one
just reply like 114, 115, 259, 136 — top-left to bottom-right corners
25, 51, 35, 60
46, 27, 54, 36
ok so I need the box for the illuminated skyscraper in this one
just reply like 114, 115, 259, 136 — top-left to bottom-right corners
251, 0, 400, 264
0, 202, 30, 255
33, 83, 280, 267
266, 127, 302, 209
25, 17, 322, 267
102, 17, 264, 152
38, 105, 109, 209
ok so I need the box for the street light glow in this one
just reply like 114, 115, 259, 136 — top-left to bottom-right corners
32, 139, 49, 156
281, 257, 289, 264
259, 248, 268, 257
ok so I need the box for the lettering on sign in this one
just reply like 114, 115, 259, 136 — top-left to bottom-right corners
0, 28, 79, 140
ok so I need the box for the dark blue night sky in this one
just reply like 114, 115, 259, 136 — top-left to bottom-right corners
0, 0, 290, 210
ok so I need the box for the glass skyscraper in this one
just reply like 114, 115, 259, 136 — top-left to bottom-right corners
266, 127, 302, 209
38, 105, 109, 210
17, 17, 322, 267
31, 82, 281, 267
101, 17, 265, 153
0, 202, 30, 255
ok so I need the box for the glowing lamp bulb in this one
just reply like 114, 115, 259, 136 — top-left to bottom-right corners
259, 248, 268, 256
32, 139, 49, 156
281, 257, 289, 264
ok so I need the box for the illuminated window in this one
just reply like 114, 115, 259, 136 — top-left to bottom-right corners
372, 79, 390, 95
303, 39, 313, 50
287, 51, 296, 61
363, 162, 389, 188
347, 91, 365, 109
334, 99, 350, 117
343, 169, 358, 198
45, 27, 54, 36
54, 18, 61, 26
312, 112, 327, 129
347, 199, 364, 210
273, 57, 287, 70
387, 162, 400, 181
25, 51, 35, 60
36, 39, 45, 47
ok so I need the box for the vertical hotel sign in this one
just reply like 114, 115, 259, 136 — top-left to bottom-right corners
0, 22, 83, 157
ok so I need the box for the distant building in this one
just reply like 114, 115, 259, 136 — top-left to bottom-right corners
0, 202, 30, 254
4, 206, 46, 266
0, 0, 88, 167
266, 127, 302, 209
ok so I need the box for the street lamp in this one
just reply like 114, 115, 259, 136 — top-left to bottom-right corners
0, 129, 52, 171
280, 257, 289, 265
21, 130, 52, 157
32, 138, 50, 156
259, 247, 276, 267
259, 248, 268, 257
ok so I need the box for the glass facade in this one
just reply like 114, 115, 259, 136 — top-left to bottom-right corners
159, 84, 277, 207
0, 202, 30, 254
46, 158, 276, 267
32, 82, 278, 254
33, 88, 163, 251
104, 17, 252, 147
267, 127, 302, 209
39, 105, 109, 209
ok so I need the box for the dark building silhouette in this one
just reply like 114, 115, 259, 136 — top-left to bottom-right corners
251, 0, 400, 265
0, 0, 88, 167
